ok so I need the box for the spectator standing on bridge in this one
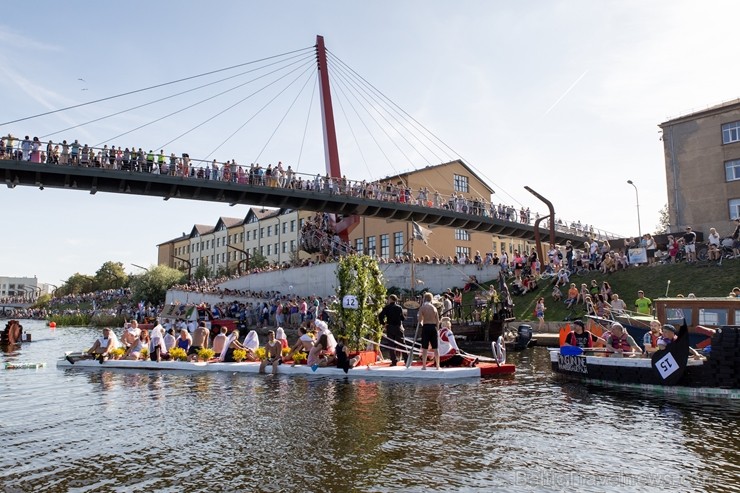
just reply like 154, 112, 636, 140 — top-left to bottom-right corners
157, 150, 165, 173
70, 140, 80, 164
20, 136, 31, 161
4, 134, 13, 158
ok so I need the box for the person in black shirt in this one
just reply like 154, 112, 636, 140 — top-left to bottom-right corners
563, 320, 603, 348
378, 294, 406, 365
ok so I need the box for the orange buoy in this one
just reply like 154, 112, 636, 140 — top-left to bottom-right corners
49, 321, 57, 329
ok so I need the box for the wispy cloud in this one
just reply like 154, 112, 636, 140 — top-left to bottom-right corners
0, 26, 63, 52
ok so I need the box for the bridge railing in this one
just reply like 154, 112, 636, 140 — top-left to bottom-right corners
1, 139, 622, 241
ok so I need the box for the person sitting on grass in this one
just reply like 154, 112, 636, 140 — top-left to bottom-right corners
565, 283, 578, 309
552, 285, 562, 303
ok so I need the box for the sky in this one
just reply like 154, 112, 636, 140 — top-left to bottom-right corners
1, 0, 739, 285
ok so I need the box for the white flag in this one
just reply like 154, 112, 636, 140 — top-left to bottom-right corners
412, 221, 431, 245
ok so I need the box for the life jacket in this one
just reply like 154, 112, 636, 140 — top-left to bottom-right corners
609, 333, 632, 352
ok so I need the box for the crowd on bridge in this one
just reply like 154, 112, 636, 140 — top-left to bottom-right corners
1, 134, 615, 240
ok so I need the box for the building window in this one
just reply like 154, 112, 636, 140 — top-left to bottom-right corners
380, 234, 389, 258
355, 238, 364, 255
455, 229, 470, 241
274, 225, 279, 235
246, 231, 251, 241
726, 160, 740, 182
730, 198, 740, 219
290, 240, 296, 251
367, 236, 376, 256
454, 174, 469, 193
240, 232, 244, 243
722, 121, 740, 144
282, 241, 287, 253
291, 220, 296, 232
456, 246, 471, 260
266, 227, 271, 237
393, 232, 404, 257
282, 222, 287, 234
267, 244, 272, 256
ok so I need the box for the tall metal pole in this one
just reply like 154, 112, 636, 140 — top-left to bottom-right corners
627, 180, 642, 238
316, 35, 341, 179
524, 186, 557, 265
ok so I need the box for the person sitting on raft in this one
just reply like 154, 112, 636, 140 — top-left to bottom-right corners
176, 329, 192, 352
437, 317, 477, 367
83, 327, 119, 363
188, 322, 210, 362
149, 325, 169, 362
120, 321, 140, 348
336, 336, 361, 373
275, 327, 289, 350
605, 322, 641, 357
220, 330, 252, 362
307, 334, 330, 369
563, 320, 604, 349
643, 320, 662, 355
312, 319, 337, 354
259, 330, 282, 374
289, 326, 314, 360
212, 326, 228, 358
124, 329, 150, 360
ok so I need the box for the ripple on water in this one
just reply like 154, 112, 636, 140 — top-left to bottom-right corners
0, 323, 738, 492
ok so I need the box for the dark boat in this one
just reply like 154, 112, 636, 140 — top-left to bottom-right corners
549, 324, 740, 399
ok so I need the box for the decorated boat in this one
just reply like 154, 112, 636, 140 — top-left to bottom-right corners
549, 324, 740, 399
57, 352, 514, 380
586, 297, 739, 350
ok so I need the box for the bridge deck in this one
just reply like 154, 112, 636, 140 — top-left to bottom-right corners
0, 159, 585, 243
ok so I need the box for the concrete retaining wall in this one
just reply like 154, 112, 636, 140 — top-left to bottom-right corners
165, 262, 502, 304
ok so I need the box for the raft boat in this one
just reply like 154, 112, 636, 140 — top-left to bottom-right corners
57, 354, 514, 380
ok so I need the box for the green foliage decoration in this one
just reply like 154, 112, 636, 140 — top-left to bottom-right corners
333, 255, 387, 350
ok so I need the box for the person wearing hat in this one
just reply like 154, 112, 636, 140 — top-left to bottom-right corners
563, 320, 603, 348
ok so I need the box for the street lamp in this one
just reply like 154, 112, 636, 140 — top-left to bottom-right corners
627, 180, 642, 238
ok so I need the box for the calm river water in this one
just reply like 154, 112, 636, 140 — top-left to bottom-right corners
1, 321, 738, 493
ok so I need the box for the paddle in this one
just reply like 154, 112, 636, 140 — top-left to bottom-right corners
406, 318, 421, 368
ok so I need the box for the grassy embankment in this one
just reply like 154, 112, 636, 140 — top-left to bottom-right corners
465, 260, 740, 324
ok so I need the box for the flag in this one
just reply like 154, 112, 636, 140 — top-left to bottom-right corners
651, 320, 690, 386
411, 221, 431, 245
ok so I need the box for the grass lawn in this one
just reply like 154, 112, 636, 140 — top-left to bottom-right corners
464, 259, 740, 323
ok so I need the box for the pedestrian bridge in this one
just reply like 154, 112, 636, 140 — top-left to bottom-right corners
0, 158, 594, 243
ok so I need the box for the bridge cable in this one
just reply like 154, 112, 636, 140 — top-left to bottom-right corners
40, 51, 314, 140
330, 71, 374, 180
95, 55, 314, 148
327, 50, 527, 209
202, 65, 316, 163
294, 74, 318, 172
0, 46, 315, 126
162, 60, 316, 153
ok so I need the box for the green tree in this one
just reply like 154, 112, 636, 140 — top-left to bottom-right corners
250, 250, 269, 269
58, 273, 96, 296
95, 261, 129, 290
128, 265, 186, 304
333, 255, 387, 350
192, 263, 211, 281
655, 203, 670, 234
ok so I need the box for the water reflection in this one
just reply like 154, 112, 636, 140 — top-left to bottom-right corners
0, 322, 738, 492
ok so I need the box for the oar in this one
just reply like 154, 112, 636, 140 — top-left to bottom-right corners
406, 318, 421, 368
